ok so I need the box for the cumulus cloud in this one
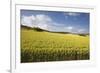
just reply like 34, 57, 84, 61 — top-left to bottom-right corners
77, 29, 86, 33
64, 26, 73, 32
67, 26, 73, 30
35, 14, 52, 22
64, 12, 80, 16
66, 12, 80, 16
35, 14, 52, 30
21, 15, 36, 27
68, 13, 80, 16
21, 14, 53, 30
64, 26, 87, 33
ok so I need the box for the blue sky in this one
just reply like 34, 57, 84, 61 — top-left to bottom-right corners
21, 9, 89, 33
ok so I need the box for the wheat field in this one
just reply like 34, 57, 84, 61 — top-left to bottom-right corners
21, 27, 90, 63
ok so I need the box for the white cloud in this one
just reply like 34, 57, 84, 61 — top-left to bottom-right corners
21, 14, 53, 30
77, 29, 85, 33
35, 14, 52, 30
64, 12, 80, 17
21, 15, 36, 27
64, 26, 73, 32
35, 14, 52, 22
63, 27, 87, 33
67, 26, 73, 30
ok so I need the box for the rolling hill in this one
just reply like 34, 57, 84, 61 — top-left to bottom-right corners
21, 25, 89, 36
21, 25, 89, 62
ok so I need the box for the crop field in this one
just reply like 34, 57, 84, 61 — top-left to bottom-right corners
21, 27, 90, 63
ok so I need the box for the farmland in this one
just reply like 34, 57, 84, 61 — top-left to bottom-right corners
21, 26, 90, 63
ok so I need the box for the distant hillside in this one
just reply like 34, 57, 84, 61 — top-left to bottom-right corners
21, 25, 33, 30
21, 25, 89, 36
77, 33, 89, 36
21, 25, 45, 31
